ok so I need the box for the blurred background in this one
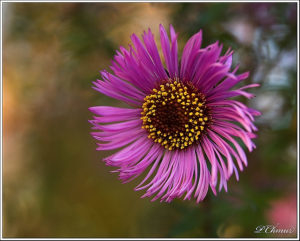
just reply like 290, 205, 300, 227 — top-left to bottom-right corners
2, 2, 297, 238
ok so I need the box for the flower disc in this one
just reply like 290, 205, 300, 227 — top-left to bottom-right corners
141, 79, 211, 150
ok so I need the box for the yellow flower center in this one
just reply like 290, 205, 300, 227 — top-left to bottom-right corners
141, 79, 211, 150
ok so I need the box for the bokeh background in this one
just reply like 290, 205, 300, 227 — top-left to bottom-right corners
2, 2, 298, 238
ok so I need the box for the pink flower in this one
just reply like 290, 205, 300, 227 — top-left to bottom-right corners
89, 25, 260, 203
267, 194, 297, 232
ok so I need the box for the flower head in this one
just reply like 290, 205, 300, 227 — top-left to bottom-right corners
89, 24, 260, 203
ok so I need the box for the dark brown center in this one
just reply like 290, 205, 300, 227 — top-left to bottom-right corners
141, 79, 211, 150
